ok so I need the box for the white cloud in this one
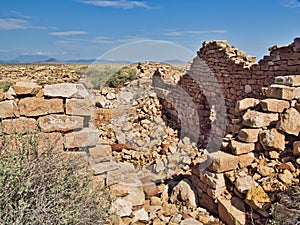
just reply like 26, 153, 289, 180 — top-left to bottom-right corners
9, 11, 31, 19
282, 0, 300, 7
49, 31, 88, 36
165, 30, 227, 37
91, 36, 114, 44
0, 18, 49, 30
76, 0, 151, 9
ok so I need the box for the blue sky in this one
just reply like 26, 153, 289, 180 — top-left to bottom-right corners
0, 0, 300, 61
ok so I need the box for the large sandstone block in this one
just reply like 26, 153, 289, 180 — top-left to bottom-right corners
235, 98, 259, 112
192, 169, 225, 189
208, 151, 239, 173
66, 97, 95, 116
18, 97, 64, 117
260, 99, 290, 113
43, 83, 89, 98
259, 128, 285, 151
238, 128, 261, 143
64, 128, 99, 148
277, 107, 300, 136
242, 110, 278, 128
230, 140, 255, 155
37, 132, 64, 152
0, 100, 17, 118
218, 197, 246, 225
266, 84, 295, 100
274, 75, 300, 87
37, 114, 84, 132
13, 81, 41, 95
1, 117, 37, 134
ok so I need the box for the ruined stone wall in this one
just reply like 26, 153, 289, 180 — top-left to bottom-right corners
158, 38, 300, 147
0, 82, 99, 153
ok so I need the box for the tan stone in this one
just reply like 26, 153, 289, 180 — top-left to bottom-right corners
238, 152, 255, 168
13, 81, 41, 95
230, 140, 255, 155
43, 83, 89, 98
66, 97, 95, 116
234, 176, 257, 195
259, 128, 285, 151
37, 114, 84, 132
242, 110, 278, 128
0, 100, 17, 118
110, 198, 132, 217
208, 151, 239, 173
245, 185, 270, 210
218, 197, 246, 225
278, 170, 294, 185
260, 99, 290, 113
88, 145, 112, 163
278, 107, 300, 136
235, 98, 259, 112
198, 192, 218, 215
1, 117, 37, 134
238, 128, 261, 143
266, 84, 295, 100
195, 170, 225, 189
274, 75, 300, 87
64, 128, 99, 148
180, 218, 203, 225
18, 97, 64, 117
140, 176, 160, 199
293, 141, 300, 156
170, 179, 197, 209
257, 165, 275, 177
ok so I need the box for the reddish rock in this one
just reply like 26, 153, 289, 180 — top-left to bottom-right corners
266, 84, 295, 100
64, 128, 99, 148
230, 140, 255, 155
260, 99, 290, 113
278, 107, 300, 136
238, 128, 261, 143
242, 110, 278, 128
259, 128, 285, 151
18, 97, 64, 117
277, 162, 296, 172
37, 114, 84, 132
111, 143, 131, 151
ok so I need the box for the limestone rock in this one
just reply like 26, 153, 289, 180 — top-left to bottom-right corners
238, 152, 255, 168
230, 140, 255, 155
278, 170, 294, 185
170, 179, 197, 209
13, 81, 41, 95
37, 114, 84, 132
1, 117, 37, 134
259, 128, 285, 151
257, 165, 275, 177
234, 176, 257, 195
180, 218, 203, 225
66, 97, 95, 116
245, 185, 270, 211
64, 128, 99, 148
0, 100, 17, 118
218, 197, 246, 225
260, 99, 290, 113
293, 141, 300, 156
242, 110, 278, 128
278, 107, 300, 136
235, 98, 259, 112
43, 83, 89, 98
274, 75, 300, 87
37, 132, 64, 152
18, 97, 64, 117
266, 84, 295, 100
208, 151, 239, 173
140, 176, 160, 199
110, 198, 132, 217
238, 128, 261, 143
132, 208, 149, 222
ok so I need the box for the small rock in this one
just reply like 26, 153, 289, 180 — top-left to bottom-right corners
278, 170, 294, 184
132, 208, 149, 222
277, 162, 296, 172
110, 198, 132, 217
293, 141, 300, 156
259, 128, 285, 151
180, 218, 203, 225
257, 165, 275, 177
170, 179, 197, 209
236, 98, 259, 112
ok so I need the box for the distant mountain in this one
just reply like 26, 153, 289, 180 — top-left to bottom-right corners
12, 54, 52, 63
161, 59, 187, 64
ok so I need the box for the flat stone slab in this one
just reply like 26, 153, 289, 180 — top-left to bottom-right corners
43, 83, 89, 98
64, 128, 99, 148
208, 151, 239, 173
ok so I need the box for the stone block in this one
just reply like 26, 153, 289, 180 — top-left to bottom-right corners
235, 98, 259, 112
238, 152, 255, 168
13, 81, 41, 95
242, 110, 278, 128
218, 197, 246, 225
64, 128, 99, 148
274, 75, 300, 87
18, 97, 64, 117
260, 99, 290, 113
238, 128, 261, 143
43, 83, 89, 98
259, 128, 285, 151
0, 100, 17, 118
1, 117, 37, 134
230, 140, 255, 155
208, 151, 239, 173
66, 97, 95, 116
266, 84, 295, 100
277, 107, 300, 136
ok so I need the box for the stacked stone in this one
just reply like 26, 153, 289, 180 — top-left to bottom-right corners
0, 81, 99, 152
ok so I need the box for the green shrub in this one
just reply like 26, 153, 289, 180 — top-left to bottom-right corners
86, 67, 118, 89
0, 131, 110, 225
0, 81, 13, 92
105, 67, 138, 88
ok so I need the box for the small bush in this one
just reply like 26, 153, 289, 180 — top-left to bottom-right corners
0, 81, 13, 92
0, 131, 110, 225
105, 67, 138, 88
87, 67, 118, 89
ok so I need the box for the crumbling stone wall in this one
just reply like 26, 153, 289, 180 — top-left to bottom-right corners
157, 38, 300, 147
0, 82, 99, 153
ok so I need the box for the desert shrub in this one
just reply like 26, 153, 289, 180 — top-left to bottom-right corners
105, 67, 138, 88
86, 67, 118, 89
0, 131, 110, 225
0, 81, 13, 92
